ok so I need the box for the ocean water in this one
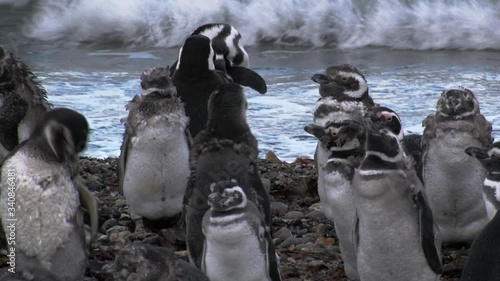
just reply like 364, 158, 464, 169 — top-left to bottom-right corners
1, 0, 499, 162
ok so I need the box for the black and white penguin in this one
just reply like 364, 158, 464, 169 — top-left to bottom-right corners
184, 83, 270, 268
171, 34, 232, 138
304, 120, 364, 280
0, 47, 51, 162
353, 119, 442, 281
119, 67, 190, 231
0, 108, 89, 281
170, 23, 267, 94
465, 141, 500, 220
422, 88, 493, 243
311, 64, 374, 108
201, 181, 281, 281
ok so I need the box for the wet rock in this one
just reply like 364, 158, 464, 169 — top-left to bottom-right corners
273, 227, 293, 245
271, 202, 289, 216
100, 218, 119, 234
106, 225, 130, 235
265, 151, 282, 163
284, 211, 304, 220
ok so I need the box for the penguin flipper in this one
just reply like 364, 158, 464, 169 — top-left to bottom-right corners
169, 62, 178, 77
74, 176, 98, 242
117, 132, 130, 194
262, 222, 282, 281
0, 91, 28, 151
227, 65, 267, 94
415, 190, 442, 274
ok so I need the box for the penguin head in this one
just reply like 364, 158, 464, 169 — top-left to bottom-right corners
436, 88, 480, 119
208, 181, 247, 212
465, 142, 500, 179
367, 106, 404, 142
364, 120, 405, 164
32, 108, 89, 162
176, 35, 215, 74
312, 64, 370, 102
0, 47, 16, 90
305, 120, 364, 151
140, 66, 174, 96
206, 82, 249, 134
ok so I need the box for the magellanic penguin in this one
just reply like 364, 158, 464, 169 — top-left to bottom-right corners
422, 88, 493, 243
0, 108, 89, 281
170, 23, 267, 94
171, 34, 232, 138
465, 141, 500, 220
304, 120, 364, 281
119, 67, 190, 230
184, 83, 271, 268
460, 189, 500, 281
353, 119, 442, 281
0, 47, 51, 162
202, 181, 281, 281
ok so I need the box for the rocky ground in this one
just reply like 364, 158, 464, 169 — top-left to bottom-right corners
1, 154, 468, 280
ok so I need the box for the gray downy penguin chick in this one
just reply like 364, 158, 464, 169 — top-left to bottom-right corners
304, 120, 364, 281
184, 83, 271, 268
465, 141, 500, 220
170, 23, 267, 94
353, 119, 442, 281
171, 34, 232, 138
119, 67, 190, 230
422, 88, 493, 243
104, 241, 209, 281
0, 108, 89, 281
0, 47, 51, 162
202, 181, 281, 281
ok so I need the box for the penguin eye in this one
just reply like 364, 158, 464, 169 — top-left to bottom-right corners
386, 117, 393, 122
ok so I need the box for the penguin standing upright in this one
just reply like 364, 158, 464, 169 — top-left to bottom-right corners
170, 23, 267, 94
171, 35, 232, 138
184, 83, 271, 268
119, 67, 190, 230
201, 181, 281, 281
465, 141, 500, 220
353, 116, 442, 281
0, 47, 51, 162
422, 88, 493, 243
0, 108, 89, 281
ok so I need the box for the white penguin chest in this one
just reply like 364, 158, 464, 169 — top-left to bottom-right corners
203, 221, 270, 281
123, 120, 190, 219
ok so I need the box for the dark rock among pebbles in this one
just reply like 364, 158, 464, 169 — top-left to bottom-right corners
0, 156, 468, 280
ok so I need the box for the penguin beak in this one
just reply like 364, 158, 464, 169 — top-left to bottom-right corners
311, 74, 332, 84
465, 147, 490, 160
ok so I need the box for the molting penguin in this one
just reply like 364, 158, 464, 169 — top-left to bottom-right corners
184, 83, 271, 267
304, 120, 364, 280
201, 181, 281, 281
119, 67, 190, 230
422, 88, 492, 243
353, 119, 442, 281
170, 23, 267, 94
0, 108, 89, 281
311, 64, 374, 107
171, 34, 232, 138
0, 47, 51, 162
465, 141, 500, 220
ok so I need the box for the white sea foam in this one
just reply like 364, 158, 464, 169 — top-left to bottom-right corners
15, 0, 500, 50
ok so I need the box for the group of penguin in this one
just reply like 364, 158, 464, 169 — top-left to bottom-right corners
0, 22, 499, 281
306, 64, 500, 281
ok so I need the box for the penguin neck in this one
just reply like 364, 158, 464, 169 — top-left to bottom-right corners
176, 65, 214, 79
206, 117, 249, 139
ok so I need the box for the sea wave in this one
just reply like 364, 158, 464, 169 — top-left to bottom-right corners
5, 0, 500, 50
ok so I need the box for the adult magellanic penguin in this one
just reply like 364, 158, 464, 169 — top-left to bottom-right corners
0, 108, 90, 281
422, 88, 493, 243
119, 67, 190, 232
184, 83, 271, 268
202, 181, 281, 281
353, 119, 442, 281
0, 47, 51, 162
170, 23, 267, 94
465, 141, 500, 220
171, 34, 232, 138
